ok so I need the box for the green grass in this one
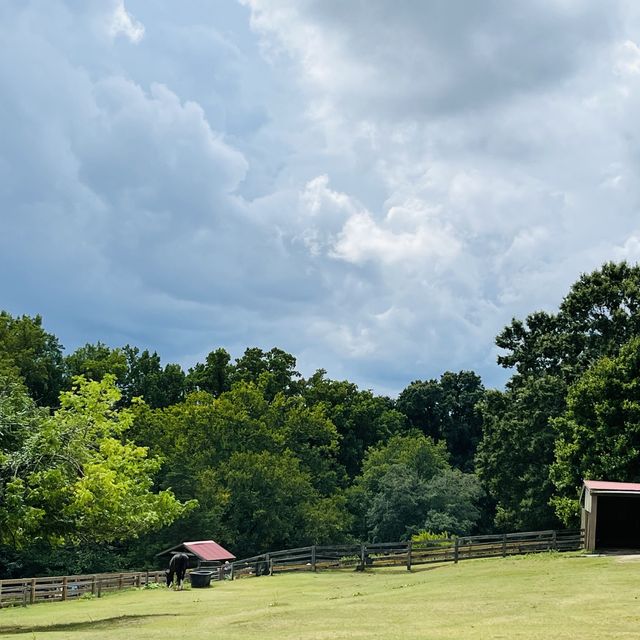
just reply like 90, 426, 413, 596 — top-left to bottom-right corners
1, 553, 640, 639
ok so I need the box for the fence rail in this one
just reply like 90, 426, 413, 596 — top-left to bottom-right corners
231, 529, 584, 577
0, 570, 166, 608
0, 529, 583, 607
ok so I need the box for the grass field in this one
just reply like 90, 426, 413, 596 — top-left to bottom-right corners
1, 553, 639, 639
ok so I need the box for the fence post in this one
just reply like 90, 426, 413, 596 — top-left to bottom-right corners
268, 557, 273, 576
502, 534, 507, 557
311, 545, 317, 572
406, 540, 413, 571
552, 530, 557, 551
230, 564, 235, 580
97, 578, 102, 598
62, 576, 68, 601
454, 537, 459, 564
22, 586, 28, 607
359, 544, 366, 571
30, 578, 36, 604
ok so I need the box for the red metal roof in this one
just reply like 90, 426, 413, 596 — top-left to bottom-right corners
183, 540, 236, 561
584, 480, 640, 493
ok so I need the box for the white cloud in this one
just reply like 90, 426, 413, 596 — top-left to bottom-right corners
614, 40, 640, 76
4, 1, 640, 395
108, 1, 145, 43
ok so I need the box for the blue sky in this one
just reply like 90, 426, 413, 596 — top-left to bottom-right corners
2, 1, 640, 394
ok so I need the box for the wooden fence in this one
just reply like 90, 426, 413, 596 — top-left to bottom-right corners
0, 529, 583, 607
230, 529, 583, 578
0, 570, 166, 608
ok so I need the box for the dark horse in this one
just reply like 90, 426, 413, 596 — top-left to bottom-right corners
166, 552, 189, 590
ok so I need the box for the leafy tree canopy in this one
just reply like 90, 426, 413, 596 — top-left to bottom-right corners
2, 375, 194, 548
397, 371, 485, 471
551, 336, 640, 524
0, 312, 64, 406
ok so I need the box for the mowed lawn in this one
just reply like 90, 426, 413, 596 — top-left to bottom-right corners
1, 553, 640, 639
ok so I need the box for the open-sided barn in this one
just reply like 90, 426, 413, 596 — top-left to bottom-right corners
156, 540, 236, 568
581, 480, 640, 551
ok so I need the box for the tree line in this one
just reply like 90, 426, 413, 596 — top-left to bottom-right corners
2, 261, 640, 576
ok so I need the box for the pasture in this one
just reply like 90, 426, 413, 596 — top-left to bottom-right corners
0, 553, 639, 639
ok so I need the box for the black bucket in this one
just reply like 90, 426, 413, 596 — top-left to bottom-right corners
190, 570, 214, 588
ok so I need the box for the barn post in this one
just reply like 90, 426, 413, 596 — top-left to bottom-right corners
311, 545, 317, 572
406, 540, 413, 571
62, 576, 68, 601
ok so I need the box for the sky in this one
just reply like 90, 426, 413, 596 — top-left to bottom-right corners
2, 1, 640, 395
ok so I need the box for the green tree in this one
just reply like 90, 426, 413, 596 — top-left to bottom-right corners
302, 370, 407, 479
130, 381, 349, 556
186, 348, 232, 396
65, 342, 128, 383
350, 433, 449, 539
475, 376, 565, 531
0, 312, 65, 406
479, 261, 640, 531
551, 336, 640, 524
214, 450, 346, 555
3, 375, 193, 547
230, 347, 301, 400
496, 262, 640, 383
397, 371, 485, 471
121, 346, 185, 408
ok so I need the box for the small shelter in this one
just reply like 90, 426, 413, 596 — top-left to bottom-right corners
156, 540, 236, 568
581, 480, 640, 551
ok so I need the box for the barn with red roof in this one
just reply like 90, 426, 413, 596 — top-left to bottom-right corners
581, 480, 640, 551
156, 540, 236, 567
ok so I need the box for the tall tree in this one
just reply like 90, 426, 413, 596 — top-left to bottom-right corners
121, 346, 185, 408
231, 347, 301, 400
351, 433, 482, 540
65, 342, 128, 384
551, 336, 640, 525
476, 376, 565, 531
397, 371, 485, 471
3, 375, 193, 547
185, 348, 232, 397
302, 370, 407, 479
478, 261, 640, 531
0, 312, 64, 406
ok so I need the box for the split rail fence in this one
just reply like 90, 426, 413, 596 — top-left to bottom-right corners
230, 529, 583, 579
0, 570, 166, 608
0, 529, 582, 608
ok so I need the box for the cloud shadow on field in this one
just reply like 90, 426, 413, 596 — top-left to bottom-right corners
0, 613, 180, 635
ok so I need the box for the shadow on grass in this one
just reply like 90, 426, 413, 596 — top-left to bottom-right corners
365, 563, 449, 575
0, 613, 179, 635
